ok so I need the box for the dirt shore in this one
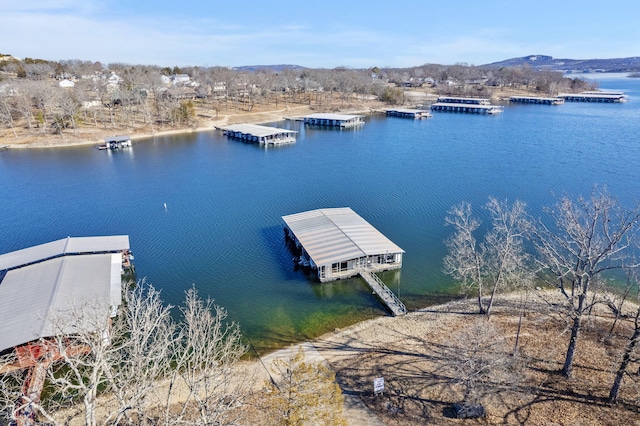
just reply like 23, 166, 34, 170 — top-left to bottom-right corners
0, 87, 539, 150
250, 290, 640, 425
0, 103, 381, 149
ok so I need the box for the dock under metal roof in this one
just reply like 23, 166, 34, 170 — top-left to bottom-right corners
0, 253, 123, 352
303, 113, 363, 121
220, 123, 297, 138
0, 235, 130, 271
282, 207, 404, 267
0, 236, 130, 352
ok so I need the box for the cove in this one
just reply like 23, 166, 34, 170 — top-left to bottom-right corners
1, 75, 639, 354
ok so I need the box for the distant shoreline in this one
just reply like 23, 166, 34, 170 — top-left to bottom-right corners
0, 85, 590, 150
2, 104, 350, 150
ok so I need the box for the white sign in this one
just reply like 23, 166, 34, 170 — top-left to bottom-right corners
374, 377, 384, 395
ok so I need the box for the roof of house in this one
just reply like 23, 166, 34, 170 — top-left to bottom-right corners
282, 208, 404, 267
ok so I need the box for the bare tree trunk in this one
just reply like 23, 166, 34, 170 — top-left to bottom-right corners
562, 297, 584, 377
609, 311, 640, 403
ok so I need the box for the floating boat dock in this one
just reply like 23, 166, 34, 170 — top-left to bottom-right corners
436, 96, 491, 105
303, 113, 364, 128
100, 135, 131, 150
386, 108, 432, 119
431, 102, 503, 114
559, 92, 627, 103
220, 124, 297, 146
509, 96, 564, 105
282, 207, 406, 316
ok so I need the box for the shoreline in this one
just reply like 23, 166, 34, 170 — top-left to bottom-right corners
2, 104, 382, 150
0, 86, 545, 150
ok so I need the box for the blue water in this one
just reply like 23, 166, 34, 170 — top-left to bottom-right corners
1, 75, 639, 353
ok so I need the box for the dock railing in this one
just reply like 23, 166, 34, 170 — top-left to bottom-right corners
358, 268, 407, 316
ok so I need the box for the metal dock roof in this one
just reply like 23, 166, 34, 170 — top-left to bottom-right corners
0, 253, 122, 352
303, 113, 363, 121
220, 124, 297, 137
282, 207, 404, 267
0, 235, 130, 271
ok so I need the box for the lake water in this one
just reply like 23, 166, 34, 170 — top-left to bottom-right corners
1, 74, 639, 353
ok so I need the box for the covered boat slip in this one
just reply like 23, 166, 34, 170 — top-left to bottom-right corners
431, 102, 503, 114
101, 135, 132, 150
282, 208, 404, 283
0, 235, 130, 271
385, 108, 432, 119
0, 236, 131, 352
221, 123, 297, 145
302, 113, 364, 128
559, 92, 627, 103
436, 96, 491, 105
509, 96, 564, 105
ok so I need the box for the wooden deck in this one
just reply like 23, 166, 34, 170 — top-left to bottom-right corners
358, 270, 407, 316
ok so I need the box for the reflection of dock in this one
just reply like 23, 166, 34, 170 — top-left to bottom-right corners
358, 269, 406, 316
510, 96, 564, 105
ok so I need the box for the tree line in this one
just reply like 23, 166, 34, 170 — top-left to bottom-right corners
0, 56, 595, 139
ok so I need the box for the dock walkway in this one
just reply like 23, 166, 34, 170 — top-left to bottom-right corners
358, 269, 406, 316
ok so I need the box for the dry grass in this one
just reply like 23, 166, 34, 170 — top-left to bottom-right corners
306, 291, 640, 425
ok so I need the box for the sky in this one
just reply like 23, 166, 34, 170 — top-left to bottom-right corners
2, 0, 639, 69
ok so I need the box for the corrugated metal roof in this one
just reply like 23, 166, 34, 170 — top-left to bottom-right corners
221, 124, 297, 137
0, 235, 130, 271
0, 254, 120, 352
282, 208, 404, 266
303, 113, 363, 121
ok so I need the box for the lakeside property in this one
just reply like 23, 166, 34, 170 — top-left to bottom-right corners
0, 84, 599, 150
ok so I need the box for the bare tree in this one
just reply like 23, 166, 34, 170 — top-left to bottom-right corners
160, 286, 248, 426
608, 268, 640, 403
531, 187, 640, 377
443, 197, 531, 317
439, 319, 520, 408
102, 283, 175, 425
264, 346, 347, 426
0, 281, 249, 426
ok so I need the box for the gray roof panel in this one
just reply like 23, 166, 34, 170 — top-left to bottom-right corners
221, 124, 297, 137
282, 208, 404, 266
0, 254, 119, 352
0, 235, 130, 271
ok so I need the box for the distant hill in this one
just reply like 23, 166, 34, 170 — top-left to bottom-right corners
232, 64, 307, 72
483, 55, 640, 73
